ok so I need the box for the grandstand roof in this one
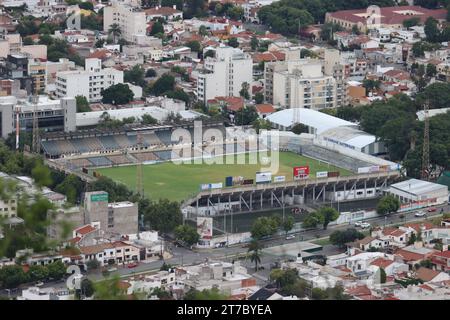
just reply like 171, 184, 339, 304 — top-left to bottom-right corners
76, 106, 170, 127
319, 126, 376, 149
266, 108, 357, 134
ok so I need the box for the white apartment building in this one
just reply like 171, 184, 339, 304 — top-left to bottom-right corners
55, 58, 123, 102
268, 59, 338, 110
103, 2, 147, 43
197, 46, 252, 103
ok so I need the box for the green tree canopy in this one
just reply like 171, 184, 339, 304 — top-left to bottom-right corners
101, 83, 134, 105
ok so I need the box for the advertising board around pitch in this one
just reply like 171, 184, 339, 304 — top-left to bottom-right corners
316, 171, 328, 178
274, 175, 286, 183
293, 166, 309, 180
256, 171, 272, 184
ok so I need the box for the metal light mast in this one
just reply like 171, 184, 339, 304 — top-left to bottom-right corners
136, 131, 144, 196
31, 95, 40, 153
421, 102, 430, 181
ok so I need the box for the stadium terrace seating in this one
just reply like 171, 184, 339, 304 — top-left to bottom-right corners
107, 155, 131, 165
142, 132, 162, 146
67, 158, 92, 168
56, 140, 76, 155
70, 139, 91, 153
133, 152, 159, 162
114, 135, 132, 148
155, 130, 173, 145
300, 144, 370, 173
88, 156, 113, 167
154, 150, 172, 161
99, 136, 120, 150
84, 137, 104, 151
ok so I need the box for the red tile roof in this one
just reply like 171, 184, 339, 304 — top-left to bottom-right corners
75, 224, 96, 236
395, 249, 424, 262
255, 104, 275, 114
370, 258, 394, 269
403, 222, 434, 233
208, 96, 244, 112
416, 267, 441, 282
144, 7, 181, 16
432, 251, 450, 259
345, 285, 371, 297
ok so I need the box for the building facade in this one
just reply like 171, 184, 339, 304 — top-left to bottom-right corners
55, 58, 123, 102
103, 2, 147, 43
197, 46, 252, 103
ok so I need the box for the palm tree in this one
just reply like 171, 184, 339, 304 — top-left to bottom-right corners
108, 23, 121, 44
248, 240, 262, 272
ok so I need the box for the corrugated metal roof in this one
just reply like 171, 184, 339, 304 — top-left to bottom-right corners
389, 179, 449, 196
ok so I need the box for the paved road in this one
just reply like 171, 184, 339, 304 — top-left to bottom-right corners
88, 204, 448, 282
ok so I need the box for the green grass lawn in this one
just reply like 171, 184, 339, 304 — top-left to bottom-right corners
96, 151, 352, 202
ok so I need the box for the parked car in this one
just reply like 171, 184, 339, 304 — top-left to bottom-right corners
107, 267, 118, 272
360, 222, 371, 229
286, 235, 295, 240
35, 281, 44, 287
127, 262, 138, 269
415, 211, 426, 217
354, 221, 362, 227
427, 207, 437, 213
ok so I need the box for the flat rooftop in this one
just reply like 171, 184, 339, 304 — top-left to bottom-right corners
389, 179, 448, 196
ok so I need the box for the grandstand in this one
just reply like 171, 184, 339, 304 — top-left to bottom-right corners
40, 121, 226, 158
108, 154, 132, 165
132, 152, 159, 162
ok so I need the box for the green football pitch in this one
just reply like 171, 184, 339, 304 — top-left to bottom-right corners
95, 151, 352, 202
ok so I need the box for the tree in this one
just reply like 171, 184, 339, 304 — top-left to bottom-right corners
282, 216, 295, 235
254, 92, 264, 104
291, 123, 309, 135
302, 212, 321, 229
54, 174, 84, 204
141, 114, 158, 125
23, 36, 34, 45
101, 83, 134, 105
248, 240, 262, 271
318, 207, 339, 230
416, 82, 450, 109
174, 224, 200, 247
228, 37, 239, 48
425, 17, 441, 43
124, 65, 146, 87
379, 267, 387, 284
28, 265, 49, 282
362, 79, 380, 95
376, 195, 400, 215
47, 261, 66, 280
186, 40, 201, 52
79, 278, 95, 298
0, 265, 28, 289
87, 259, 101, 271
150, 74, 175, 96
234, 106, 258, 126
403, 17, 421, 28
251, 216, 279, 239
146, 68, 157, 77
150, 21, 164, 36
251, 36, 259, 50
75, 95, 90, 113
329, 228, 365, 248
166, 89, 191, 105
257, 4, 314, 36
239, 82, 250, 100
320, 23, 343, 42
311, 287, 328, 300
142, 199, 182, 233
31, 163, 52, 188
108, 23, 121, 43
426, 63, 437, 77
79, 1, 94, 10
199, 25, 208, 36
204, 50, 215, 59
252, 118, 272, 134
93, 276, 128, 300
184, 287, 227, 300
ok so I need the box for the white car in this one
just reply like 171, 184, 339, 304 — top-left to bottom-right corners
35, 281, 44, 287
415, 211, 426, 217
354, 221, 362, 227
286, 235, 296, 240
360, 222, 371, 229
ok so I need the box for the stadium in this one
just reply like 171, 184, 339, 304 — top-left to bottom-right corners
40, 119, 402, 218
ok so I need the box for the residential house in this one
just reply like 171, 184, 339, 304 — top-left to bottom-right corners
415, 267, 450, 283
431, 251, 450, 272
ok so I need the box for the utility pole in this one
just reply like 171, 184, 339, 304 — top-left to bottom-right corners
421, 102, 430, 181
